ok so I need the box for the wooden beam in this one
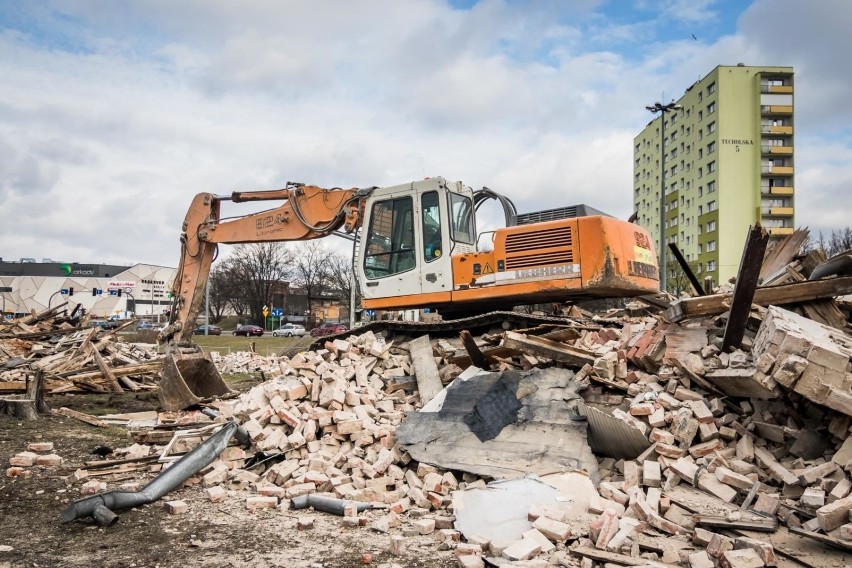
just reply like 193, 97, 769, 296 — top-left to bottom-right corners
722, 225, 769, 351
664, 276, 852, 323
92, 349, 123, 393
668, 243, 705, 296
459, 330, 490, 369
56, 407, 108, 428
502, 331, 596, 367
568, 546, 679, 568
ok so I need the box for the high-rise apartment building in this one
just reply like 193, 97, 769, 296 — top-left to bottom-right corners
633, 65, 794, 289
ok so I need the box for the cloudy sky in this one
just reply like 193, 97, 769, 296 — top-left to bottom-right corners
1, 0, 850, 267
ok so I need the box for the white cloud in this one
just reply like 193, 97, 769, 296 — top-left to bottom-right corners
1, 0, 851, 270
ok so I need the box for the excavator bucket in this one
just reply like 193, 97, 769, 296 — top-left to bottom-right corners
158, 344, 233, 411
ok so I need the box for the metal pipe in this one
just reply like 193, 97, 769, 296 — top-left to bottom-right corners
290, 494, 375, 516
61, 422, 237, 525
92, 504, 119, 527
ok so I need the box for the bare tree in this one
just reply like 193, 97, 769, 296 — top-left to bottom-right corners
325, 249, 359, 320
206, 262, 237, 322
291, 242, 333, 320
817, 228, 852, 258
226, 243, 293, 324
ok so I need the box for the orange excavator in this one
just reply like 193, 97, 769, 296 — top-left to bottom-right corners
157, 177, 659, 410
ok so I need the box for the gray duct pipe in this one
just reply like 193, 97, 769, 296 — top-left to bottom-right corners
290, 494, 375, 516
61, 421, 238, 526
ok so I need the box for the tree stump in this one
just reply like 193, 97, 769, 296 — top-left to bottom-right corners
0, 371, 49, 420
0, 397, 39, 420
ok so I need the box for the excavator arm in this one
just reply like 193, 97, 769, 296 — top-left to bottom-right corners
161, 183, 370, 346
157, 182, 372, 411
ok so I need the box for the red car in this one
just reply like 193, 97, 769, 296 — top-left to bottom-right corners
310, 322, 348, 337
233, 324, 264, 337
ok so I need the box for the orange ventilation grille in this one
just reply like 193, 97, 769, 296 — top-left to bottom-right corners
504, 226, 572, 252
503, 226, 574, 270
505, 250, 573, 269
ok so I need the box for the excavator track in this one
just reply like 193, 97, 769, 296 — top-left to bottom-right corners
310, 310, 620, 348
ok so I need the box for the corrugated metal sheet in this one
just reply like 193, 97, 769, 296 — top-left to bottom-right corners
582, 403, 651, 460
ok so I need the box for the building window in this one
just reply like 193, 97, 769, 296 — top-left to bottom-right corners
707, 181, 716, 193
707, 81, 716, 95
698, 110, 703, 121
707, 141, 716, 154
698, 149, 703, 159
698, 167, 703, 178
707, 220, 717, 232
698, 224, 703, 235
707, 121, 716, 134
698, 186, 703, 197
698, 205, 703, 215
708, 160, 716, 173
708, 200, 716, 212
707, 240, 717, 252
707, 102, 716, 114
698, 244, 703, 253
708, 260, 716, 271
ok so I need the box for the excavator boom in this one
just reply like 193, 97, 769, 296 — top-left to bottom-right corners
157, 183, 371, 410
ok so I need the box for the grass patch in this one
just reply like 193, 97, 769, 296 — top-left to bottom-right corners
192, 334, 314, 357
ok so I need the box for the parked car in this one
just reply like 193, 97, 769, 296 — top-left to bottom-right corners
136, 320, 155, 331
233, 324, 264, 337
93, 320, 119, 330
194, 324, 222, 336
310, 322, 348, 337
272, 323, 306, 337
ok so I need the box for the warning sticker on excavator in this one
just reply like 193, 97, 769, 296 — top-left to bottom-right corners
482, 262, 494, 275
633, 246, 655, 265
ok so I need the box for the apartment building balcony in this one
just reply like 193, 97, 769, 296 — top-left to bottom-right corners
761, 165, 794, 175
760, 125, 793, 135
761, 206, 794, 216
768, 227, 795, 236
761, 85, 793, 94
762, 186, 794, 196
761, 105, 793, 115
762, 145, 794, 156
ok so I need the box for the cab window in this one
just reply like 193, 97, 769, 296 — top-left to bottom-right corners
422, 191, 443, 262
364, 197, 415, 278
449, 193, 474, 244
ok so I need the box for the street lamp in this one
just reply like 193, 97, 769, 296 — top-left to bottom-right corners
646, 100, 682, 292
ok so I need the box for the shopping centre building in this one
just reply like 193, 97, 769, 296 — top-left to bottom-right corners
0, 259, 176, 320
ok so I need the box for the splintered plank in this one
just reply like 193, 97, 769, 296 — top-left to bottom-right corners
501, 331, 596, 367
56, 407, 108, 428
723, 225, 769, 351
409, 335, 442, 405
664, 276, 852, 323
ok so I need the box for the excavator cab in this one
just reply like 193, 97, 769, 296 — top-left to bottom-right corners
357, 177, 476, 310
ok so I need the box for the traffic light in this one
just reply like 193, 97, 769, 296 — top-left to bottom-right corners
68, 287, 74, 296
92, 289, 98, 296
117, 289, 122, 297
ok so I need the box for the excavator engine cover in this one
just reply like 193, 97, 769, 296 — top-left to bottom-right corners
159, 344, 233, 411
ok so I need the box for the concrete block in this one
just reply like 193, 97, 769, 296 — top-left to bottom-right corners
532, 516, 571, 542
246, 496, 278, 510
164, 500, 188, 514
502, 538, 541, 561
206, 485, 227, 503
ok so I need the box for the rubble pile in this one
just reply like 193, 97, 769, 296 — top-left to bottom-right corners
65, 290, 849, 567
21, 232, 852, 567
0, 305, 162, 397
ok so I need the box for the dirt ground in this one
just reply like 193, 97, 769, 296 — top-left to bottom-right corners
0, 378, 458, 568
